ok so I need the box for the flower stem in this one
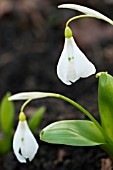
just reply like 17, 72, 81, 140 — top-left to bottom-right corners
66, 14, 103, 27
57, 94, 101, 129
20, 99, 32, 112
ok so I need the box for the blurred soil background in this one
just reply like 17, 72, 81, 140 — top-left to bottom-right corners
0, 0, 113, 170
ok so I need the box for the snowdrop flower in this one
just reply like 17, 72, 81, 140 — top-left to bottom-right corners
13, 112, 39, 163
57, 26, 96, 85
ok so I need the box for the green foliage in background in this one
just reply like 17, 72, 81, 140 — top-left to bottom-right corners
0, 92, 14, 154
28, 106, 46, 133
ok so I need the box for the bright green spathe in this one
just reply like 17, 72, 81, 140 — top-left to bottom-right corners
19, 112, 26, 121
65, 26, 72, 38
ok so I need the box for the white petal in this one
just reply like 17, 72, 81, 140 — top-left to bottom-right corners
13, 122, 26, 163
58, 4, 113, 25
70, 37, 96, 78
13, 121, 38, 163
66, 59, 79, 83
57, 38, 71, 85
57, 38, 80, 85
8, 92, 53, 101
21, 121, 39, 161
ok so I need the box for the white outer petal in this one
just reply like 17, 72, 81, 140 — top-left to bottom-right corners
58, 4, 113, 25
21, 121, 39, 161
13, 122, 26, 163
70, 37, 96, 78
13, 121, 38, 163
57, 38, 71, 85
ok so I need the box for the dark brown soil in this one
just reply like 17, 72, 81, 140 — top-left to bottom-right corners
0, 0, 113, 169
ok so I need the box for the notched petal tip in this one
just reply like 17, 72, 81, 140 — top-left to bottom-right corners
16, 153, 27, 163
64, 81, 72, 85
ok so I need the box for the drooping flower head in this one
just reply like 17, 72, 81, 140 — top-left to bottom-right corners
57, 3, 113, 85
57, 26, 96, 85
13, 112, 39, 163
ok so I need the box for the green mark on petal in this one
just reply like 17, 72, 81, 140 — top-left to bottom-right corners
21, 137, 24, 142
68, 57, 71, 61
68, 56, 74, 61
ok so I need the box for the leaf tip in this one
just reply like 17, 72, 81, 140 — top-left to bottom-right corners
40, 130, 44, 140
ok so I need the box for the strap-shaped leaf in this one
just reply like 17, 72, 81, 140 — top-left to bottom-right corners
28, 106, 46, 133
40, 120, 106, 146
0, 93, 15, 134
98, 72, 113, 140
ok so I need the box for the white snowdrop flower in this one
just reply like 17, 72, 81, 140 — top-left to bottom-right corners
57, 26, 96, 85
13, 112, 39, 163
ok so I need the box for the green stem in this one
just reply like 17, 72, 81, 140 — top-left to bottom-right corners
100, 144, 113, 159
58, 94, 101, 130
20, 99, 32, 113
51, 93, 113, 144
66, 14, 104, 27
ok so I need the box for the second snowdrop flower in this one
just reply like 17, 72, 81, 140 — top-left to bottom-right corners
13, 112, 39, 163
57, 26, 96, 85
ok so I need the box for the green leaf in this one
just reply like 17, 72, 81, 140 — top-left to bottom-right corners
40, 120, 106, 146
98, 72, 113, 141
0, 92, 15, 134
28, 106, 46, 133
101, 143, 113, 158
0, 134, 12, 154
